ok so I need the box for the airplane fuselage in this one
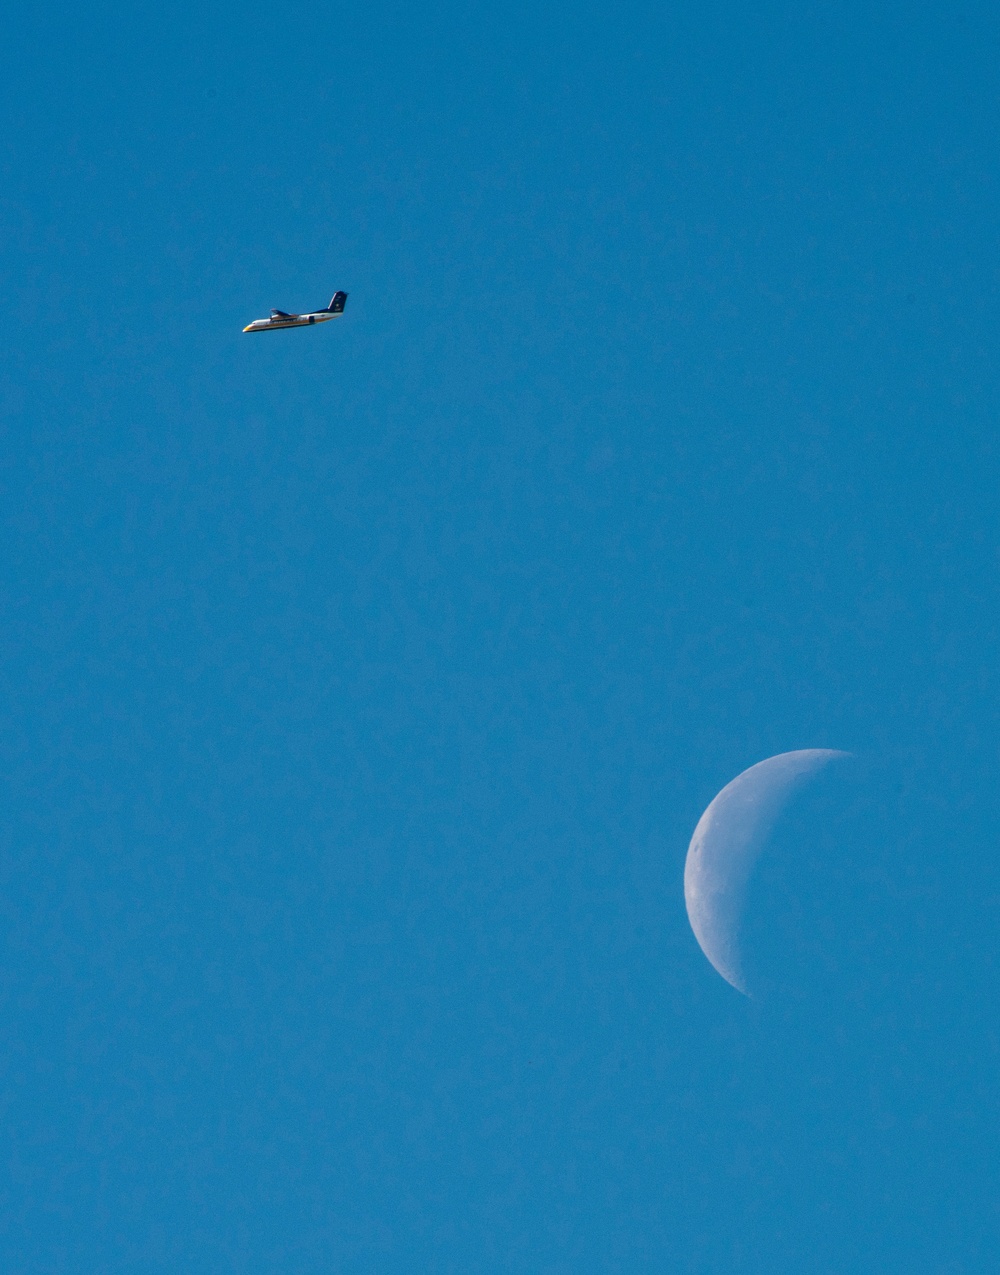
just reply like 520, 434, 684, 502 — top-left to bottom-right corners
243, 310, 339, 333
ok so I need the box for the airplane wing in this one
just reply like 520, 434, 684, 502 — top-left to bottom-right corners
270, 309, 295, 318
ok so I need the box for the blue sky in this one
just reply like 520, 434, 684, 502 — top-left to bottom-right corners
2, 1, 1000, 1270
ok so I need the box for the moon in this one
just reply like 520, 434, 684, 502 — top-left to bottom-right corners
684, 749, 851, 995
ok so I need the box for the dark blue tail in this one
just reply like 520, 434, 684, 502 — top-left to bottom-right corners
327, 291, 348, 314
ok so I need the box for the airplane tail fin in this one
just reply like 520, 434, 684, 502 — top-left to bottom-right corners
327, 291, 348, 314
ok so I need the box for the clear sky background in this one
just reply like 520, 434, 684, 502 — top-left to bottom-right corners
2, 1, 1000, 1271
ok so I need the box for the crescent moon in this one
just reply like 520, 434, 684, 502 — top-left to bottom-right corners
684, 749, 850, 994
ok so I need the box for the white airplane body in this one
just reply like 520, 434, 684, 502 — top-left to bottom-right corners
243, 291, 348, 333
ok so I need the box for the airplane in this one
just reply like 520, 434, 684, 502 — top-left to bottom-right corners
243, 291, 348, 333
